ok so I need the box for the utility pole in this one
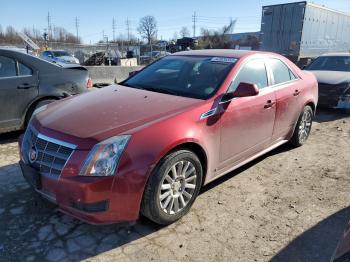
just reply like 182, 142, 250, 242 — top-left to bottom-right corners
75, 17, 79, 40
47, 12, 52, 40
112, 18, 116, 42
126, 17, 130, 44
192, 11, 197, 37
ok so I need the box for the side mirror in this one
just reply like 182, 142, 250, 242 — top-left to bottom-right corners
47, 54, 53, 58
129, 70, 139, 77
233, 82, 259, 97
220, 82, 259, 103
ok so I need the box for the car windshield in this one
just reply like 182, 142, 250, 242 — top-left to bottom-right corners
306, 56, 350, 72
53, 51, 70, 57
123, 55, 237, 99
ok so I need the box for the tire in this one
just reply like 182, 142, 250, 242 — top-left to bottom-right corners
289, 105, 313, 147
24, 99, 56, 128
141, 150, 203, 225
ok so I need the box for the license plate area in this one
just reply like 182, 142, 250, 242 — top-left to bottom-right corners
20, 161, 42, 190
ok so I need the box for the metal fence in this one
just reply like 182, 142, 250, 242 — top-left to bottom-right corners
0, 41, 167, 65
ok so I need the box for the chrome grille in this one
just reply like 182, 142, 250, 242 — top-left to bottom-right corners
22, 126, 77, 180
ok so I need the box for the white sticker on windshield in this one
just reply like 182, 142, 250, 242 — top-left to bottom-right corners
211, 57, 237, 63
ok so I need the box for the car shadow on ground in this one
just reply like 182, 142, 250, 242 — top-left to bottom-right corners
0, 130, 22, 145
315, 108, 350, 123
0, 163, 165, 261
270, 206, 350, 262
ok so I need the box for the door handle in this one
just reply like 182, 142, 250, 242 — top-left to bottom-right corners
264, 100, 275, 109
293, 89, 301, 96
17, 83, 35, 89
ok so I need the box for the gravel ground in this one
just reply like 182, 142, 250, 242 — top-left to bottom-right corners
0, 109, 349, 262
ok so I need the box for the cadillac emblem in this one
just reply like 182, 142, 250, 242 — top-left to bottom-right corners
28, 146, 38, 163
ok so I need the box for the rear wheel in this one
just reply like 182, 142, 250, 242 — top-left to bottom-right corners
24, 99, 56, 128
141, 150, 203, 225
290, 105, 313, 147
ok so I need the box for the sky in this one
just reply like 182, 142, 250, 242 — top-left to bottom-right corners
1, 0, 350, 44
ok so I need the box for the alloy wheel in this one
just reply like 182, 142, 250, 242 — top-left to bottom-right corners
298, 109, 312, 143
159, 160, 197, 215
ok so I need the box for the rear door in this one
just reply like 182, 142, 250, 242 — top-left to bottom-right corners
266, 58, 302, 141
0, 55, 38, 130
218, 58, 276, 171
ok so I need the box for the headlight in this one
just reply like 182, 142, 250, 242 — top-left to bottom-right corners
79, 135, 130, 177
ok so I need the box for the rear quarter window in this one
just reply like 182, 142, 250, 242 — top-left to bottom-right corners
0, 56, 17, 78
18, 62, 32, 76
268, 58, 297, 84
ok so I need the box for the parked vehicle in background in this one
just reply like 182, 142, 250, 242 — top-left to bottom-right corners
19, 50, 317, 225
140, 51, 170, 64
41, 50, 80, 64
0, 49, 92, 134
305, 53, 350, 109
260, 1, 350, 66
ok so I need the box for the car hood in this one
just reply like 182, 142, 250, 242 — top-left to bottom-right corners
306, 70, 350, 85
36, 84, 201, 141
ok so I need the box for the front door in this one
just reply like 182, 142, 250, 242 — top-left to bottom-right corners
218, 58, 276, 171
0, 55, 38, 131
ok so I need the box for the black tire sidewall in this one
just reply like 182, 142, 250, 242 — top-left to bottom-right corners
144, 150, 203, 225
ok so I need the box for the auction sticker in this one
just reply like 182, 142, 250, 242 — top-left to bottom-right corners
211, 57, 237, 63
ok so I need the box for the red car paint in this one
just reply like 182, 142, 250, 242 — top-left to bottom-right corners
19, 50, 318, 224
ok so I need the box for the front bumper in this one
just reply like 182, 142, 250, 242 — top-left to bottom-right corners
19, 159, 147, 225
318, 94, 350, 109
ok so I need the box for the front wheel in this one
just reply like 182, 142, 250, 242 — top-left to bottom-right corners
141, 150, 203, 225
290, 105, 313, 147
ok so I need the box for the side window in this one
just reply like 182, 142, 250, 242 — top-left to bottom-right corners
0, 56, 17, 78
268, 59, 297, 84
229, 59, 268, 92
18, 62, 32, 76
289, 69, 297, 80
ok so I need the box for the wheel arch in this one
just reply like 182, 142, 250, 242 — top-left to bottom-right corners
304, 101, 316, 115
23, 96, 60, 128
167, 142, 208, 185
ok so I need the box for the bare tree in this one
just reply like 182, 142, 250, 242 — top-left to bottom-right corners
198, 20, 236, 49
137, 15, 157, 44
172, 31, 178, 41
179, 27, 190, 38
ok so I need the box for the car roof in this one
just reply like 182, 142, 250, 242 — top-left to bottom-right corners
320, 52, 350, 57
171, 49, 263, 58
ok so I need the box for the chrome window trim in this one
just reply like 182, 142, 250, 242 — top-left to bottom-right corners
266, 78, 300, 89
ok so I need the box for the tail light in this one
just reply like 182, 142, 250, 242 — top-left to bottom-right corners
87, 78, 92, 89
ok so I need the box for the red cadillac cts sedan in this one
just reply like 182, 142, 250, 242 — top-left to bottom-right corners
19, 50, 318, 225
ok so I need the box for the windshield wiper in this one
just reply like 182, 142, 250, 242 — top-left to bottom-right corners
142, 86, 178, 96
121, 83, 143, 89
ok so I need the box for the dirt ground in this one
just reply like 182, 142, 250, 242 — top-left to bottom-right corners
0, 109, 349, 262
